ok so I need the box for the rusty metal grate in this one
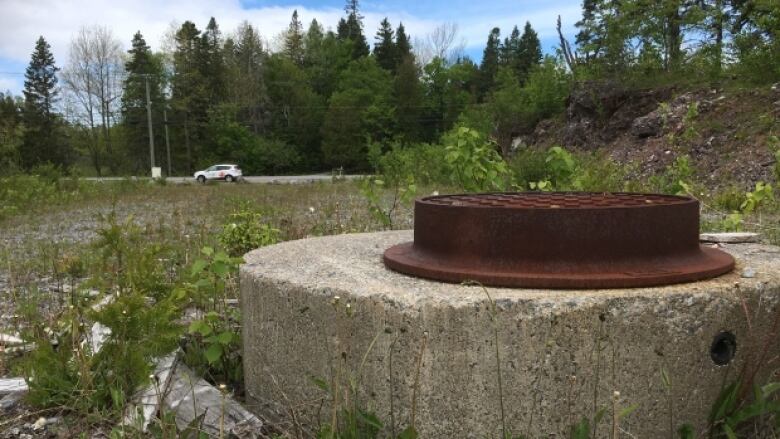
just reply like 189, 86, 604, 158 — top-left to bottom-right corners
425, 192, 688, 209
383, 192, 735, 289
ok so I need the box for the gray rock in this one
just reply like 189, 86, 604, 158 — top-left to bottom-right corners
0, 392, 23, 411
631, 113, 663, 138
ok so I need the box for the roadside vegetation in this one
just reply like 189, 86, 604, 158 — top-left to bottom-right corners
0, 0, 779, 436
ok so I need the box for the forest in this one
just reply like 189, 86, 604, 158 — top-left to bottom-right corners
0, 0, 779, 176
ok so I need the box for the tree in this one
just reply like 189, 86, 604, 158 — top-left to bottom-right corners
201, 17, 226, 103
0, 92, 22, 168
395, 23, 413, 66
284, 10, 305, 65
479, 27, 501, 98
265, 55, 325, 168
421, 57, 478, 139
171, 21, 208, 172
305, 26, 353, 98
21, 36, 68, 169
373, 18, 396, 71
226, 21, 269, 134
337, 0, 369, 59
62, 25, 123, 175
393, 55, 424, 142
516, 22, 542, 82
414, 22, 463, 66
121, 31, 165, 173
321, 57, 394, 170
500, 25, 520, 67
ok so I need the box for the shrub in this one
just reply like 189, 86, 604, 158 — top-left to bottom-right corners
243, 137, 302, 175
217, 205, 280, 257
443, 125, 511, 192
369, 141, 449, 187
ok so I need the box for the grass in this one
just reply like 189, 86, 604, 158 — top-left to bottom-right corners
0, 172, 779, 437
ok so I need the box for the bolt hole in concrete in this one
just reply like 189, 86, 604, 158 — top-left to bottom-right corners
710, 331, 737, 365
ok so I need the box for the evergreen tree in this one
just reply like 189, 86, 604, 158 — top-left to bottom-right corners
373, 18, 396, 71
337, 0, 370, 59
303, 19, 325, 68
265, 55, 325, 168
21, 36, 67, 169
201, 17, 226, 103
395, 23, 413, 65
121, 31, 165, 173
500, 26, 520, 66
516, 22, 542, 82
321, 57, 394, 170
284, 10, 305, 65
306, 27, 353, 98
479, 27, 501, 98
576, 0, 601, 61
394, 55, 423, 142
228, 21, 269, 134
171, 21, 208, 172
0, 92, 22, 168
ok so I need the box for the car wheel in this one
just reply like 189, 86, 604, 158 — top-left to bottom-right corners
197, 175, 206, 183
225, 175, 235, 182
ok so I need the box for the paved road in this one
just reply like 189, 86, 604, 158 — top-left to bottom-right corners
85, 174, 363, 184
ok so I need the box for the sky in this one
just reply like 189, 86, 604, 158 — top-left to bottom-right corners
0, 0, 582, 95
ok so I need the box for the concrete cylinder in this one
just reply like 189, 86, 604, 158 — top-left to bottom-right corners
240, 231, 780, 438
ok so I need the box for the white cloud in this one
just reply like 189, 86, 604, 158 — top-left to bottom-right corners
0, 0, 580, 77
0, 76, 21, 93
0, 0, 438, 66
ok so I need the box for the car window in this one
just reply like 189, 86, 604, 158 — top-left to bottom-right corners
206, 166, 217, 171
216, 165, 230, 171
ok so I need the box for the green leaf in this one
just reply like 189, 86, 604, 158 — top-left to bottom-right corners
211, 261, 229, 277
204, 343, 223, 364
594, 406, 607, 425
569, 417, 590, 439
661, 367, 671, 390
722, 424, 737, 439
709, 381, 739, 424
677, 423, 695, 439
215, 331, 235, 345
190, 260, 207, 276
397, 426, 418, 439
310, 376, 330, 393
201, 247, 214, 257
618, 404, 639, 420
188, 320, 212, 336
358, 410, 383, 430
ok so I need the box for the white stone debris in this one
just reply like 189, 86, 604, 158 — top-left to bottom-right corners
123, 352, 179, 431
0, 378, 28, 396
164, 363, 266, 438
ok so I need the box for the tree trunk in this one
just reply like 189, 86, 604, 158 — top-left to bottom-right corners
666, 7, 682, 71
714, 0, 723, 75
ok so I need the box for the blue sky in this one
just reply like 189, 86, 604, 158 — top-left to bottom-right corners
0, 0, 581, 94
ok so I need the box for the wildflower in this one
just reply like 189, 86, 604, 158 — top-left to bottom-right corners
308, 206, 315, 214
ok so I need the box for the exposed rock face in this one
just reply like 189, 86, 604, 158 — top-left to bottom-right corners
630, 92, 719, 139
561, 81, 672, 147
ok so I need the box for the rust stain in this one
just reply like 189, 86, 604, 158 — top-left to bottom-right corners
383, 192, 735, 289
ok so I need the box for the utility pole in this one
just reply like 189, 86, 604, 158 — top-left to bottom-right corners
144, 75, 155, 171
163, 107, 171, 176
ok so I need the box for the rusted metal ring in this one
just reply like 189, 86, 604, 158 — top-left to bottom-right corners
383, 192, 735, 289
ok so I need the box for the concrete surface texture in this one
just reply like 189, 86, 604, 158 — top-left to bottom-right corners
240, 230, 780, 438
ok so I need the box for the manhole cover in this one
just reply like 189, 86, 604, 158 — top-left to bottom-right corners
383, 192, 735, 288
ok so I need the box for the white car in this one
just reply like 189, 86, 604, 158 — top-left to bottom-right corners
194, 164, 243, 183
